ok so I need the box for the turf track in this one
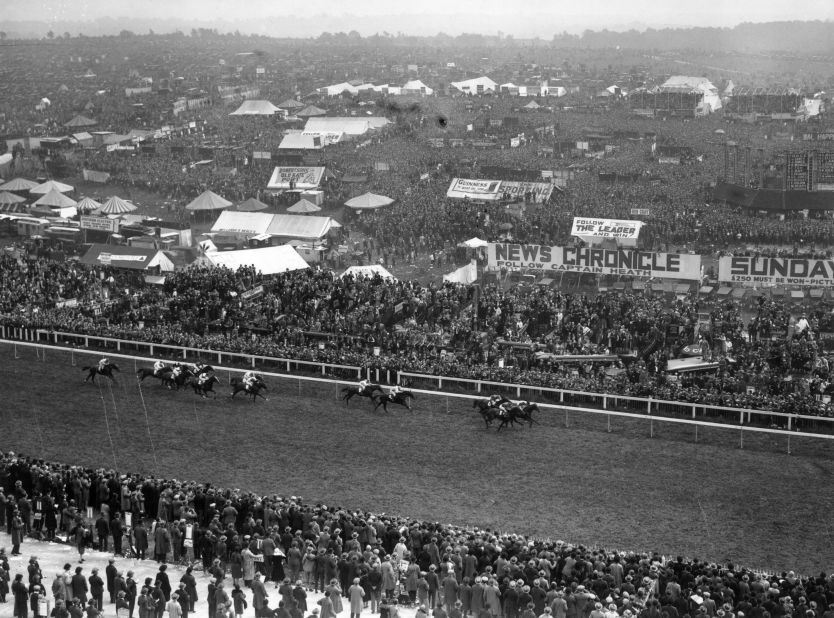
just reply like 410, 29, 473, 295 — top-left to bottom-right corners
1, 342, 833, 573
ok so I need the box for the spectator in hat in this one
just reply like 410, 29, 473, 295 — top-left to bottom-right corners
252, 573, 268, 617
179, 568, 198, 613
349, 578, 365, 618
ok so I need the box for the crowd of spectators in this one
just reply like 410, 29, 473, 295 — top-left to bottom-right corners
1, 249, 834, 418
3, 451, 834, 618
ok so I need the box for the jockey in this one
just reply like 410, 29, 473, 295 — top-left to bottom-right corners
488, 394, 503, 408
498, 400, 514, 418
171, 363, 183, 379
358, 378, 371, 394
153, 360, 166, 376
98, 357, 110, 371
243, 370, 260, 388
198, 371, 212, 385
389, 384, 403, 396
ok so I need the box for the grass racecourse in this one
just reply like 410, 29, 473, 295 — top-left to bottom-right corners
1, 342, 834, 574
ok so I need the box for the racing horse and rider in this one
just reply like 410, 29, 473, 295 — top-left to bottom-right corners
231, 370, 268, 402
83, 357, 120, 383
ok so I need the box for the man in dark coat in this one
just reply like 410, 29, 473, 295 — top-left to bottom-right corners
95, 514, 109, 552
125, 571, 138, 618
133, 522, 149, 560
88, 568, 104, 611
71, 567, 88, 604
105, 559, 118, 604
110, 514, 124, 556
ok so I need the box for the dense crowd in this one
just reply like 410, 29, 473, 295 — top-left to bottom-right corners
3, 452, 834, 618
1, 250, 833, 418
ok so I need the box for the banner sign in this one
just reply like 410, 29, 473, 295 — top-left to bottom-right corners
98, 253, 147, 264
446, 178, 502, 201
267, 166, 325, 190
500, 181, 553, 203
630, 208, 651, 216
55, 299, 78, 309
488, 243, 701, 280
571, 218, 642, 240
81, 215, 119, 233
241, 285, 265, 300
719, 256, 834, 287
252, 151, 272, 160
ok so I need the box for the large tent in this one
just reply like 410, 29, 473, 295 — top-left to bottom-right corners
344, 192, 394, 210
30, 179, 74, 195
0, 177, 39, 192
64, 114, 97, 128
33, 188, 77, 208
99, 196, 137, 214
75, 196, 102, 213
0, 191, 27, 205
296, 105, 327, 118
341, 264, 395, 280
229, 100, 282, 116
236, 197, 270, 212
202, 245, 309, 275
277, 99, 305, 110
286, 199, 321, 214
185, 190, 232, 211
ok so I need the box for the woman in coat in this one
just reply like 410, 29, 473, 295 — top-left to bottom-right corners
153, 523, 171, 563
348, 579, 365, 618
154, 566, 171, 603
380, 562, 397, 601
241, 548, 256, 588
229, 551, 244, 588
13, 573, 29, 618
137, 588, 153, 618
11, 512, 25, 555
325, 581, 343, 614
318, 594, 335, 618
404, 563, 420, 604
180, 568, 198, 612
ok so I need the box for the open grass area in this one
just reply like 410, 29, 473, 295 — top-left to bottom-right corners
2, 342, 833, 574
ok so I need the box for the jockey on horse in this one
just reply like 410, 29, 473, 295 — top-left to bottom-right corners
153, 359, 167, 377
243, 370, 262, 390
197, 366, 214, 387
98, 357, 111, 372
171, 362, 185, 380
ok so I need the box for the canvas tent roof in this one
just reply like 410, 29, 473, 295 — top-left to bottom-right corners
266, 214, 337, 241
304, 117, 390, 135
0, 191, 27, 204
296, 105, 327, 117
229, 100, 282, 116
344, 192, 394, 210
660, 76, 718, 94
79, 243, 175, 271
203, 244, 308, 275
64, 114, 97, 128
76, 197, 102, 213
341, 264, 395, 280
30, 179, 74, 194
286, 199, 321, 213
0, 178, 39, 191
33, 188, 77, 208
461, 237, 488, 248
236, 197, 270, 212
185, 190, 232, 211
211, 210, 273, 236
99, 196, 137, 214
277, 99, 305, 109
278, 134, 322, 150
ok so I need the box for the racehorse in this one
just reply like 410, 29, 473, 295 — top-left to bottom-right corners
136, 366, 172, 383
230, 377, 268, 402
473, 402, 503, 429
341, 384, 384, 406
191, 375, 220, 399
82, 364, 120, 383
497, 402, 540, 431
371, 390, 415, 413
161, 367, 195, 391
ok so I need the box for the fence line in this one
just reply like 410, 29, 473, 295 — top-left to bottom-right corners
3, 327, 834, 435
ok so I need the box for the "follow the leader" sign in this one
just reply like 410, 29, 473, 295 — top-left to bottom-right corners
488, 243, 701, 280
571, 217, 643, 240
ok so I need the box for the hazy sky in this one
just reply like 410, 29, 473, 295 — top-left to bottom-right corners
11, 0, 834, 33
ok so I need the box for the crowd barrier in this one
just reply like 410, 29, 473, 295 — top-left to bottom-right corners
3, 326, 834, 447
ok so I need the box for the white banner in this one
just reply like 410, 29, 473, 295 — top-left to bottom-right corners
571, 217, 642, 240
80, 215, 119, 233
443, 260, 478, 284
267, 166, 325, 190
719, 256, 834, 287
446, 178, 502, 201
488, 244, 701, 280
500, 181, 553, 203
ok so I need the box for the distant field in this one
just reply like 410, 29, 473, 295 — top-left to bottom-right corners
2, 342, 833, 574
